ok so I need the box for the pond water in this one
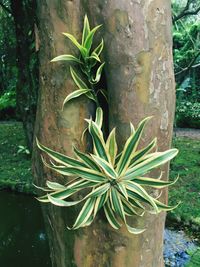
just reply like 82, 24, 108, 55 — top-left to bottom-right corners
0, 190, 51, 267
0, 190, 197, 267
164, 229, 197, 266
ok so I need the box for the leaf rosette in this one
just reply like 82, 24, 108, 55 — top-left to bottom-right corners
36, 108, 179, 234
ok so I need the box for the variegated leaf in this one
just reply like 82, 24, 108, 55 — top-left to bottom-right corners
88, 120, 110, 162
36, 138, 86, 168
124, 149, 178, 180
69, 198, 96, 229
63, 89, 91, 108
106, 128, 118, 166
129, 138, 157, 167
73, 146, 101, 171
63, 32, 87, 58
116, 117, 151, 175
51, 54, 82, 64
84, 25, 102, 53
104, 200, 121, 230
91, 154, 117, 178
82, 15, 90, 45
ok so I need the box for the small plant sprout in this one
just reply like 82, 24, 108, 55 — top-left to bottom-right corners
17, 145, 30, 155
36, 108, 179, 234
51, 15, 106, 107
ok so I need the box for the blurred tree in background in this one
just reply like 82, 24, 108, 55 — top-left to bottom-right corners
172, 0, 200, 128
0, 0, 199, 150
0, 0, 38, 150
0, 0, 17, 119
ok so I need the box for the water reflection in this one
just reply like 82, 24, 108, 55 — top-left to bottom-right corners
0, 190, 51, 267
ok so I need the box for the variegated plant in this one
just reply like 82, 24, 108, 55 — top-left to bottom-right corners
51, 15, 106, 107
36, 108, 179, 234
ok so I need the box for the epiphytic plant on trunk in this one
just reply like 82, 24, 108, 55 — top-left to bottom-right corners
51, 15, 106, 107
36, 15, 179, 234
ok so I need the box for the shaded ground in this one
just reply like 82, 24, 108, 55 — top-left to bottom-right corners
0, 122, 33, 193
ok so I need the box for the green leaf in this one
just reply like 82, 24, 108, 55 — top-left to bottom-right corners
124, 149, 178, 180
33, 184, 53, 192
129, 138, 157, 167
81, 214, 94, 227
73, 147, 101, 171
132, 175, 179, 188
51, 55, 82, 64
48, 165, 107, 183
117, 182, 128, 200
84, 183, 110, 200
86, 52, 101, 68
104, 200, 121, 230
106, 128, 118, 166
91, 62, 105, 84
48, 194, 80, 207
88, 120, 110, 162
36, 138, 86, 168
46, 181, 66, 190
126, 225, 146, 234
86, 91, 96, 102
153, 198, 180, 213
116, 117, 151, 175
69, 198, 96, 229
93, 192, 108, 217
92, 39, 104, 56
110, 187, 126, 221
84, 24, 102, 53
130, 123, 135, 135
95, 107, 103, 129
82, 15, 90, 45
37, 187, 78, 203
114, 152, 122, 166
128, 197, 145, 210
121, 197, 143, 216
91, 154, 117, 178
70, 67, 88, 89
68, 179, 97, 190
62, 32, 87, 58
63, 89, 91, 107
90, 52, 101, 62
126, 181, 158, 212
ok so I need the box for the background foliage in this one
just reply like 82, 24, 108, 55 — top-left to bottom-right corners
172, 0, 200, 128
0, 0, 200, 132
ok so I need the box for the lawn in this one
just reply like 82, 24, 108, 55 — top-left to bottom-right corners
168, 137, 200, 231
0, 122, 33, 193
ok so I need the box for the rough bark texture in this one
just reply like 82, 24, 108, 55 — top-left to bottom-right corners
86, 1, 175, 266
32, 1, 94, 266
33, 1, 175, 267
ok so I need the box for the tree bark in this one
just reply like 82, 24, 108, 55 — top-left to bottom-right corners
86, 1, 175, 266
33, 1, 175, 267
32, 1, 94, 266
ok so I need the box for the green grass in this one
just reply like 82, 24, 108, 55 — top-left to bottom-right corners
0, 122, 34, 194
186, 248, 200, 267
168, 137, 200, 229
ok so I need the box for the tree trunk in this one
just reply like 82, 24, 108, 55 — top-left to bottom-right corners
86, 1, 175, 266
32, 2, 94, 266
33, 1, 175, 267
10, 0, 38, 151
